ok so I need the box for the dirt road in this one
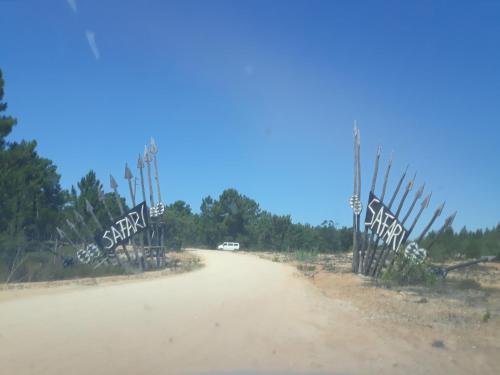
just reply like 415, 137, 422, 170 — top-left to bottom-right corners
0, 250, 496, 374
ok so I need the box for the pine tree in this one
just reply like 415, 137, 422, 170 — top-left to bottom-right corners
0, 69, 17, 149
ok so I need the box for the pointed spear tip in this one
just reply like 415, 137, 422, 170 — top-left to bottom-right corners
143, 145, 151, 162
437, 201, 446, 215
85, 199, 93, 213
74, 210, 84, 223
408, 178, 415, 191
66, 219, 76, 230
110, 174, 118, 189
415, 182, 425, 196
422, 192, 432, 208
137, 154, 144, 169
124, 163, 133, 180
56, 227, 64, 238
446, 211, 457, 225
150, 137, 158, 154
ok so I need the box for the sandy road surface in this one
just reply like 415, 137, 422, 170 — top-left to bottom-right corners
0, 250, 495, 375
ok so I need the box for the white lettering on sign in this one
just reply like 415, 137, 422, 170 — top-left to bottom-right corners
96, 201, 149, 251
364, 192, 408, 251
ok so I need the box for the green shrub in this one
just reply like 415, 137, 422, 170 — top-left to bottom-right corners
382, 252, 438, 286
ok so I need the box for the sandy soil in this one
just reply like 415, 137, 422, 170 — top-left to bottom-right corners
1, 250, 498, 375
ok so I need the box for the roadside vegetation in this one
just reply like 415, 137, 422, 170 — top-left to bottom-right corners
0, 67, 499, 283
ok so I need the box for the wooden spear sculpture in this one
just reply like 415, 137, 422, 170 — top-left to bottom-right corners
380, 201, 444, 277
374, 182, 425, 276
416, 202, 446, 244
102, 182, 134, 263
150, 138, 166, 264
73, 210, 92, 238
351, 125, 362, 272
363, 150, 393, 274
144, 145, 155, 208
124, 164, 143, 266
125, 163, 136, 206
56, 227, 78, 251
138, 153, 153, 266
85, 199, 121, 266
144, 145, 162, 267
365, 172, 415, 275
109, 175, 136, 262
149, 137, 162, 204
426, 212, 457, 250
360, 144, 381, 273
65, 219, 86, 245
375, 192, 432, 276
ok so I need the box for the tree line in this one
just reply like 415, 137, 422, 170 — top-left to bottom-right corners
0, 67, 498, 280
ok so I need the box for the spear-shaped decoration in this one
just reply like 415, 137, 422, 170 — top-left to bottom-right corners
380, 151, 393, 200
374, 184, 425, 276
110, 175, 125, 214
125, 167, 142, 262
110, 175, 133, 263
407, 192, 432, 235
426, 211, 457, 250
74, 209, 112, 266
402, 183, 426, 224
365, 172, 414, 274
149, 137, 162, 204
73, 210, 94, 239
65, 219, 86, 244
351, 125, 363, 272
364, 169, 412, 275
137, 154, 147, 204
143, 143, 163, 268
144, 145, 155, 208
74, 210, 85, 225
360, 145, 381, 273
98, 188, 114, 222
355, 128, 362, 271
388, 166, 409, 209
363, 151, 393, 273
85, 199, 103, 231
85, 199, 122, 266
72, 210, 93, 241
370, 145, 382, 194
378, 196, 440, 277
375, 192, 432, 276
416, 202, 445, 243
125, 163, 136, 207
394, 173, 417, 218
138, 153, 153, 263
56, 227, 78, 250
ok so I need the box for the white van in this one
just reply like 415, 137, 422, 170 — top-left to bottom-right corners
217, 242, 240, 251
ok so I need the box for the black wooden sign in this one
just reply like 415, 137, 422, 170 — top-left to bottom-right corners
365, 192, 409, 252
96, 201, 149, 252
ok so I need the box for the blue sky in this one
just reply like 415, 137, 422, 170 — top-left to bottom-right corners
1, 0, 499, 231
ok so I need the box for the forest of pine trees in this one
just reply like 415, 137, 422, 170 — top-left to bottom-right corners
0, 67, 498, 282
